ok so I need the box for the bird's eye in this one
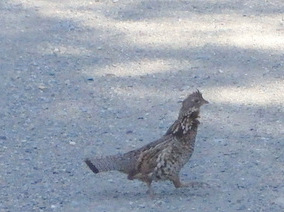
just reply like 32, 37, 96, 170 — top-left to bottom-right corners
194, 99, 200, 103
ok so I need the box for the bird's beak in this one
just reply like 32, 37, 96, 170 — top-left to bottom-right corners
203, 99, 209, 104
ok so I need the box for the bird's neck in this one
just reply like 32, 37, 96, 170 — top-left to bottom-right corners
177, 116, 199, 149
180, 115, 199, 135
169, 111, 200, 137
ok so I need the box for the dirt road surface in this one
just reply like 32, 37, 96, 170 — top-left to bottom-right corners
0, 0, 283, 211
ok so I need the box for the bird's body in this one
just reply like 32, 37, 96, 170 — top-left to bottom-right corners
85, 90, 208, 194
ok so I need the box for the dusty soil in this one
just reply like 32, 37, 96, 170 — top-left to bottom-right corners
0, 0, 283, 211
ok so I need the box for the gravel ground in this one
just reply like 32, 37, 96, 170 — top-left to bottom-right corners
1, 0, 284, 211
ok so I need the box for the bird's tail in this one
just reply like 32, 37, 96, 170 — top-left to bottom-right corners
85, 153, 134, 174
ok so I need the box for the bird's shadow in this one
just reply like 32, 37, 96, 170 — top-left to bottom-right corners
87, 181, 220, 200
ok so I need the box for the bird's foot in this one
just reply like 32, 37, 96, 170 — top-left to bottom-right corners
180, 181, 210, 189
146, 188, 155, 198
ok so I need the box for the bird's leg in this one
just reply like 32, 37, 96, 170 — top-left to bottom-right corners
171, 175, 209, 189
171, 175, 187, 188
145, 179, 154, 197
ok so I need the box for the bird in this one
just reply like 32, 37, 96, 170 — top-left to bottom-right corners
85, 90, 209, 195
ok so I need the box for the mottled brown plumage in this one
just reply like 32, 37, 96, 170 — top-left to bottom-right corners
85, 90, 208, 194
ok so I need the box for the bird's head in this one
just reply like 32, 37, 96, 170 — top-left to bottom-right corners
178, 90, 209, 119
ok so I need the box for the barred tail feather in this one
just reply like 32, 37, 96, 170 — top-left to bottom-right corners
85, 154, 134, 174
85, 159, 99, 173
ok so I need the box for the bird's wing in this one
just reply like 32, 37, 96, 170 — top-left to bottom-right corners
135, 136, 173, 175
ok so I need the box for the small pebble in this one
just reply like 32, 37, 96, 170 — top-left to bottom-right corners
38, 85, 47, 90
126, 130, 133, 134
